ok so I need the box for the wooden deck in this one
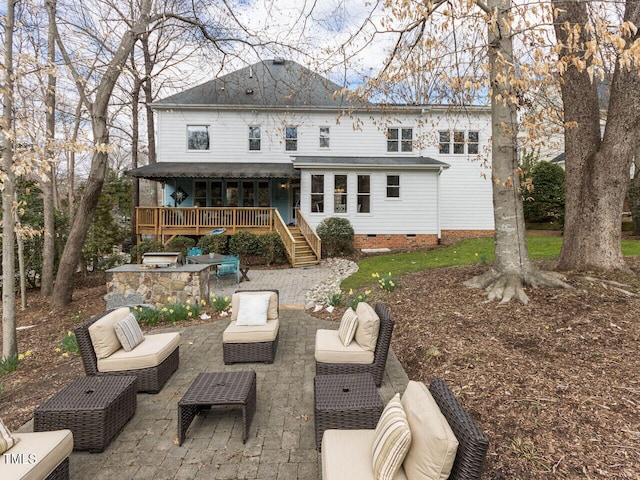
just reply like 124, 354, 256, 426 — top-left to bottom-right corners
135, 206, 321, 267
135, 207, 276, 240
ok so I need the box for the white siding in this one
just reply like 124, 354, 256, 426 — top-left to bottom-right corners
299, 169, 440, 234
155, 106, 495, 232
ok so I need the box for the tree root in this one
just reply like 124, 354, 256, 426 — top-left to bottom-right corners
463, 268, 572, 305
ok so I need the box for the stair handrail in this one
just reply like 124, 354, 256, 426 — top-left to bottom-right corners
273, 209, 296, 266
296, 209, 321, 260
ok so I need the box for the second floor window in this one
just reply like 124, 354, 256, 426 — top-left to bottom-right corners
187, 125, 210, 150
249, 126, 261, 151
286, 126, 298, 151
387, 127, 413, 152
320, 126, 330, 148
439, 130, 479, 154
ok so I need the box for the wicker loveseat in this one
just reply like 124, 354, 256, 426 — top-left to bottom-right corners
321, 379, 489, 480
222, 290, 280, 364
74, 308, 180, 393
315, 302, 394, 387
0, 429, 73, 480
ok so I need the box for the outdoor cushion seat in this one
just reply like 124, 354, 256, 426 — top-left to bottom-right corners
75, 308, 180, 393
315, 302, 394, 386
321, 379, 489, 480
223, 319, 279, 343
314, 329, 374, 364
222, 289, 280, 364
97, 332, 180, 372
2, 429, 73, 480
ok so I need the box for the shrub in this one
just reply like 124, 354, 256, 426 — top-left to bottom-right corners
258, 232, 286, 265
345, 289, 371, 310
132, 306, 162, 325
229, 231, 261, 257
97, 253, 128, 271
209, 294, 232, 313
130, 240, 164, 262
523, 161, 565, 225
166, 236, 196, 257
198, 234, 228, 255
60, 331, 79, 353
316, 217, 354, 257
326, 291, 343, 307
0, 354, 20, 375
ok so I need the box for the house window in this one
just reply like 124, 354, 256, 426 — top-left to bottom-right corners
194, 181, 207, 206
439, 131, 450, 154
468, 131, 479, 154
311, 174, 324, 213
439, 130, 479, 154
242, 181, 255, 207
211, 181, 223, 206
387, 127, 413, 152
334, 175, 347, 213
258, 181, 270, 207
357, 175, 370, 213
187, 125, 210, 151
320, 127, 330, 148
249, 126, 261, 151
226, 181, 239, 206
386, 175, 400, 198
454, 131, 465, 154
286, 126, 298, 151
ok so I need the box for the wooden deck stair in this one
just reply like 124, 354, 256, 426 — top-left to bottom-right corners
288, 226, 320, 267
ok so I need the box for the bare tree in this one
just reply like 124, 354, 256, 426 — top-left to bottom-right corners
552, 0, 640, 271
1, 0, 18, 358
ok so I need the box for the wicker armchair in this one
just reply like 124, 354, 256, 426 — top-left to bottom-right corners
222, 289, 280, 364
74, 310, 179, 393
315, 302, 394, 387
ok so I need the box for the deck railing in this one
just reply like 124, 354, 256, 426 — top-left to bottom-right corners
136, 207, 275, 238
297, 209, 321, 259
273, 209, 296, 266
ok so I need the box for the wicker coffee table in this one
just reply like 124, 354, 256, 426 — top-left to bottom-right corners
314, 373, 383, 450
178, 370, 256, 445
34, 376, 137, 452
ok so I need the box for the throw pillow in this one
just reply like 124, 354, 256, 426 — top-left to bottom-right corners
88, 307, 129, 359
337, 308, 358, 346
0, 418, 18, 455
236, 294, 270, 326
231, 291, 279, 321
372, 393, 412, 480
355, 302, 380, 352
114, 313, 145, 352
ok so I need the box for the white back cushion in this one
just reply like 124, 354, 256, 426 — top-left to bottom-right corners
88, 307, 129, 359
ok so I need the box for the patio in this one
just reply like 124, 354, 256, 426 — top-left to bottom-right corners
61, 309, 409, 479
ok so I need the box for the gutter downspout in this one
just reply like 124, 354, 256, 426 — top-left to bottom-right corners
437, 167, 443, 245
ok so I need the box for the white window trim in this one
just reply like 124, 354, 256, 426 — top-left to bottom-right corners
248, 125, 261, 152
387, 127, 413, 154
386, 174, 401, 200
285, 125, 298, 152
319, 126, 330, 149
439, 130, 479, 155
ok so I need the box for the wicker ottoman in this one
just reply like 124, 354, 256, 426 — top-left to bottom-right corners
34, 376, 137, 452
178, 370, 256, 445
314, 373, 383, 451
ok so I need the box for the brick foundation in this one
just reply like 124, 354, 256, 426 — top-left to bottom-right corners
354, 230, 494, 250
354, 234, 438, 250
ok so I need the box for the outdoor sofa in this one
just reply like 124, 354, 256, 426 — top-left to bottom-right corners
222, 289, 280, 364
0, 420, 73, 480
74, 307, 180, 393
321, 379, 489, 480
315, 302, 394, 386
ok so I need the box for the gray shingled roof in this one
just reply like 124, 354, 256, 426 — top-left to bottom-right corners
126, 162, 300, 182
292, 156, 449, 169
152, 59, 359, 108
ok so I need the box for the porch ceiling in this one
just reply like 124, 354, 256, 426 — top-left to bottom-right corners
126, 162, 300, 182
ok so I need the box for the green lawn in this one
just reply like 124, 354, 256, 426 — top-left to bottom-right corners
341, 235, 640, 290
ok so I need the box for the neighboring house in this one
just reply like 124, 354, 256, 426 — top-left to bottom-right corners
128, 59, 494, 265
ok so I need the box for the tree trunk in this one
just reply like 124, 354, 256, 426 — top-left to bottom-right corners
2, 0, 18, 359
464, 0, 569, 303
41, 0, 57, 297
553, 0, 640, 271
14, 193, 26, 310
131, 53, 141, 246
51, 0, 153, 307
142, 32, 159, 207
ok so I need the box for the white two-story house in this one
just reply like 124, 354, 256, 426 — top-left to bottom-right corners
128, 59, 494, 265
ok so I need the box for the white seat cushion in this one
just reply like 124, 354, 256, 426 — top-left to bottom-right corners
88, 307, 130, 359
7, 430, 73, 480
355, 302, 380, 352
223, 318, 279, 343
97, 332, 180, 372
401, 381, 458, 480
321, 429, 408, 480
315, 329, 374, 364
